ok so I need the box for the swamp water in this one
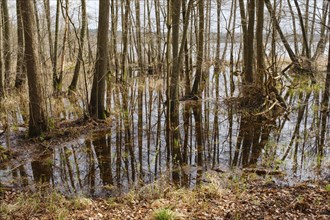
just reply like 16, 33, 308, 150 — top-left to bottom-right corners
0, 68, 329, 197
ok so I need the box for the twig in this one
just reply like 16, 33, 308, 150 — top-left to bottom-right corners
252, 100, 278, 116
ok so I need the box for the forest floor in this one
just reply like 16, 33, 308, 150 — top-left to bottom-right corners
1, 171, 329, 219
1, 120, 330, 219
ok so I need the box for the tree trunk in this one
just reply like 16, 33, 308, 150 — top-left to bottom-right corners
55, 0, 69, 93
165, 0, 172, 162
14, 0, 26, 89
182, 0, 193, 96
0, 3, 3, 98
89, 0, 110, 119
43, 0, 53, 65
135, 0, 143, 72
312, 0, 329, 61
214, 0, 222, 73
33, 0, 45, 66
229, 0, 237, 96
110, 0, 118, 81
154, 0, 162, 74
52, 0, 60, 91
256, 0, 265, 87
1, 0, 11, 89
121, 0, 130, 81
191, 0, 204, 95
245, 0, 255, 84
319, 8, 330, 159
169, 0, 182, 162
293, 0, 310, 59
69, 0, 87, 93
287, 0, 299, 55
20, 0, 49, 137
265, 0, 298, 64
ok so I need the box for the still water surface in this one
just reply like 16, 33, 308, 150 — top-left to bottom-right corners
0, 70, 329, 197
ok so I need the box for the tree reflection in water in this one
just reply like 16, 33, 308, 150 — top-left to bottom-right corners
1, 71, 329, 197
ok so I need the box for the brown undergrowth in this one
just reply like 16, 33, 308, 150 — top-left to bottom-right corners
1, 172, 329, 220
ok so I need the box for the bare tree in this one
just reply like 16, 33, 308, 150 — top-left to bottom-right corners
169, 0, 182, 161
89, 0, 110, 119
135, 0, 143, 71
1, 0, 11, 89
293, 0, 310, 59
191, 0, 204, 95
239, 0, 255, 85
256, 0, 265, 87
319, 6, 330, 162
55, 0, 70, 93
312, 0, 329, 61
52, 0, 60, 92
69, 0, 87, 93
14, 0, 26, 89
19, 0, 49, 137
265, 0, 316, 83
0, 2, 3, 98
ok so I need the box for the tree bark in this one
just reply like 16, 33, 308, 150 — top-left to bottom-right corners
245, 0, 255, 84
43, 0, 53, 65
169, 0, 181, 115
69, 0, 87, 93
20, 0, 49, 137
55, 0, 69, 93
154, 0, 162, 74
319, 8, 330, 158
135, 0, 143, 72
238, 0, 255, 85
214, 0, 222, 73
256, 0, 265, 86
168, 0, 182, 163
89, 0, 110, 119
312, 0, 329, 61
1, 0, 11, 89
191, 0, 204, 95
110, 0, 118, 81
14, 0, 26, 89
121, 0, 130, 81
0, 3, 3, 98
287, 0, 299, 55
52, 0, 60, 91
293, 0, 310, 59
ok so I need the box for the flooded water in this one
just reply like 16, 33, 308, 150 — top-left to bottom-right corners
0, 68, 329, 197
